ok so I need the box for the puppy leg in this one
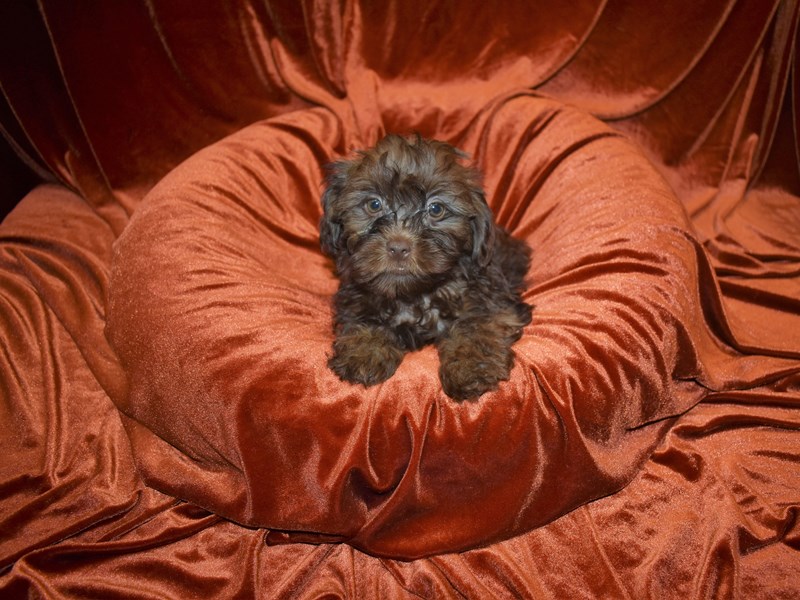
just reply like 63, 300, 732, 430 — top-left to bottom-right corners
329, 324, 406, 387
437, 311, 524, 401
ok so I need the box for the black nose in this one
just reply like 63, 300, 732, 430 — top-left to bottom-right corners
387, 238, 411, 258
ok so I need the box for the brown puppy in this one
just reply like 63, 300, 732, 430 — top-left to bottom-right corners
320, 134, 532, 400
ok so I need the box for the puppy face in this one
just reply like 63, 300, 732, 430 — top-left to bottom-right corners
320, 135, 495, 298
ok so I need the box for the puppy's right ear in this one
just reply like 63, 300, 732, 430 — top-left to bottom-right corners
319, 160, 348, 257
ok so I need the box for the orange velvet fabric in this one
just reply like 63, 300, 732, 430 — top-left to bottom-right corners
106, 100, 715, 558
2, 1, 800, 597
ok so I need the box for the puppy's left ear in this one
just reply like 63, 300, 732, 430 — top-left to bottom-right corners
319, 160, 348, 257
470, 191, 496, 268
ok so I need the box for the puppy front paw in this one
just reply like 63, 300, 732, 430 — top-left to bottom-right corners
439, 356, 511, 401
329, 325, 405, 387
438, 332, 514, 401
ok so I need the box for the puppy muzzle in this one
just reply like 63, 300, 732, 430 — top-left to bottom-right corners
347, 209, 424, 255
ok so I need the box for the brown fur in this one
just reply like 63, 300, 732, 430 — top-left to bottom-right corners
320, 134, 532, 400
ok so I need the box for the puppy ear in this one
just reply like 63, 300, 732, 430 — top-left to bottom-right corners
470, 192, 496, 267
319, 160, 348, 257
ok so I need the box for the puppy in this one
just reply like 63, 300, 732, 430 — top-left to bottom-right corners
320, 134, 531, 400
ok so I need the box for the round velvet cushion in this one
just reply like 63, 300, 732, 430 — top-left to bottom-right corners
106, 98, 710, 559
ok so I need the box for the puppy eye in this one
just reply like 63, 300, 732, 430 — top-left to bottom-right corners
427, 202, 446, 220
365, 197, 383, 215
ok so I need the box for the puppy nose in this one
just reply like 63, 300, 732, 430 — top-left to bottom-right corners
387, 238, 411, 258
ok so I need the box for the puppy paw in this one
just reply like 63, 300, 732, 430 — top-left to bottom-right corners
439, 357, 510, 401
438, 330, 514, 401
329, 326, 405, 387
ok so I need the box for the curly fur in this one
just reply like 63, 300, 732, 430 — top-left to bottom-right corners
320, 134, 532, 400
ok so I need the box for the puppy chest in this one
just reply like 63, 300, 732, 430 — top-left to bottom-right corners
386, 295, 452, 342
